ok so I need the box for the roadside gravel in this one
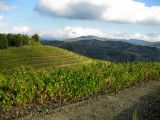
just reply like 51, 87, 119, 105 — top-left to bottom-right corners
13, 80, 160, 120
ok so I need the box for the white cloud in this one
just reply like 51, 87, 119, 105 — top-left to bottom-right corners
35, 0, 160, 25
0, 22, 5, 26
107, 32, 160, 42
2, 26, 33, 35
0, 15, 4, 21
1, 26, 106, 40
0, 15, 4, 26
39, 26, 106, 39
1, 26, 160, 42
0, 1, 17, 11
39, 27, 160, 41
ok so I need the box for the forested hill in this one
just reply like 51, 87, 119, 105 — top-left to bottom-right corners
41, 40, 160, 62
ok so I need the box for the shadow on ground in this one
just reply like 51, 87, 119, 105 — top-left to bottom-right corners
113, 87, 160, 120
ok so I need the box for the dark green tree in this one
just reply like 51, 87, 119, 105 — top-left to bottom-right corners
22, 34, 30, 45
31, 33, 40, 42
0, 34, 8, 49
31, 33, 40, 45
7, 33, 14, 46
12, 34, 23, 47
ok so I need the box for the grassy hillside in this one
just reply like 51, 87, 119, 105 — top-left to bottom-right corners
0, 46, 91, 73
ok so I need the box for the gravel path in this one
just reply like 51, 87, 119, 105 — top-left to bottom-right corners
16, 80, 160, 120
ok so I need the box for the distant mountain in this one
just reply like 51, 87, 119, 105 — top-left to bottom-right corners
41, 39, 160, 62
147, 42, 160, 47
67, 35, 110, 41
122, 39, 160, 47
111, 39, 152, 45
66, 35, 160, 46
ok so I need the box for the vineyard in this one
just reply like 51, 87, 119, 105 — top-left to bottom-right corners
0, 61, 160, 110
0, 46, 91, 74
0, 46, 160, 116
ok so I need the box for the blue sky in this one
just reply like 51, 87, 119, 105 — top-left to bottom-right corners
0, 0, 160, 41
134, 0, 160, 7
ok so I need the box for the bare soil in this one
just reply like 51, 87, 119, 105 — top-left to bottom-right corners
5, 80, 158, 120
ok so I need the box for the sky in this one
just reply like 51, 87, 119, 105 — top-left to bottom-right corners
0, 0, 160, 41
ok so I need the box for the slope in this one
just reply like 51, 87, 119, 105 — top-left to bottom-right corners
0, 48, 160, 119
41, 40, 160, 62
0, 46, 91, 73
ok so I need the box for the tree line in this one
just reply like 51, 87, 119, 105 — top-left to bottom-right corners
0, 33, 40, 49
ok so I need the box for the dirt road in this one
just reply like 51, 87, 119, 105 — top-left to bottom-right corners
17, 80, 160, 120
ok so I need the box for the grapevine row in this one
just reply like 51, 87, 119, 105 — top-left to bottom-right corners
0, 61, 159, 110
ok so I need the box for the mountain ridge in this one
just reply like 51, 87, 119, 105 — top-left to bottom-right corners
41, 39, 160, 62
66, 35, 160, 46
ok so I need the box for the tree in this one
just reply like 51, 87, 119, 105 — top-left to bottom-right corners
7, 33, 14, 46
12, 34, 23, 47
31, 33, 40, 45
22, 34, 30, 45
31, 33, 40, 42
7, 33, 12, 46
0, 34, 8, 49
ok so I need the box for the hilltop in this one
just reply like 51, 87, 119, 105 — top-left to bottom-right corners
0, 45, 91, 73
